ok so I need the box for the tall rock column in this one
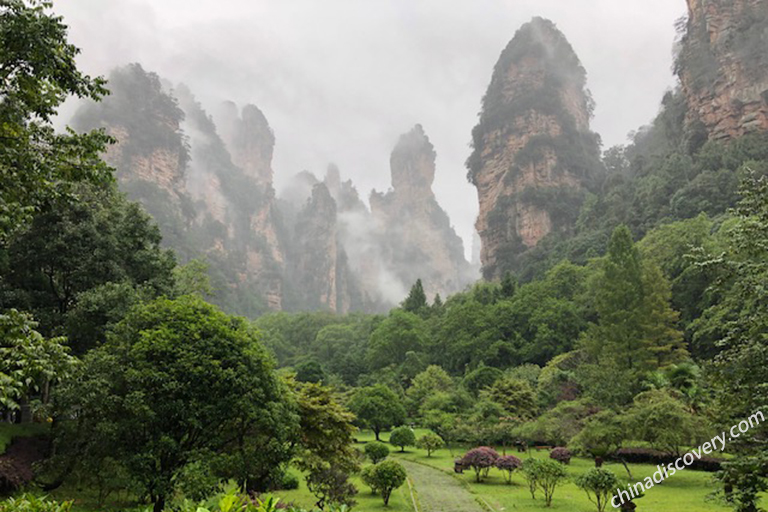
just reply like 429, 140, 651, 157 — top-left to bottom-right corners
467, 18, 602, 280
371, 125, 472, 300
677, 0, 768, 142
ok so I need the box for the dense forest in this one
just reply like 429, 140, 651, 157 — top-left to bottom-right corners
1, 1, 768, 512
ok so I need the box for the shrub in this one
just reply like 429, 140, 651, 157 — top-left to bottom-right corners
0, 495, 73, 512
522, 458, 542, 499
175, 460, 219, 501
460, 447, 499, 482
416, 433, 444, 457
575, 468, 620, 512
495, 455, 522, 484
389, 427, 416, 453
364, 441, 390, 464
550, 447, 572, 465
536, 459, 568, 507
613, 448, 721, 472
367, 461, 407, 506
280, 472, 300, 491
360, 466, 379, 494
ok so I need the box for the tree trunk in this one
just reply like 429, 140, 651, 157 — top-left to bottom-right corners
153, 496, 165, 512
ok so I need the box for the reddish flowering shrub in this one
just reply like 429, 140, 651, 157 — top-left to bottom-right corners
495, 455, 522, 484
550, 447, 572, 465
460, 446, 499, 482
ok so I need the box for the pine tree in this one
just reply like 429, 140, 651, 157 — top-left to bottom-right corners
403, 279, 428, 314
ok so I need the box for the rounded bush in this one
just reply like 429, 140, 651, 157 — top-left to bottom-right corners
365, 441, 390, 464
280, 472, 300, 490
550, 447, 572, 465
389, 426, 416, 452
495, 454, 522, 484
460, 446, 500, 482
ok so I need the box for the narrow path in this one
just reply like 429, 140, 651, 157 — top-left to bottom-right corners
398, 459, 487, 512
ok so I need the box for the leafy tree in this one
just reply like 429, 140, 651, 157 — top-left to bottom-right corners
576, 468, 620, 512
406, 365, 454, 416
624, 389, 702, 456
416, 432, 444, 457
0, 0, 112, 241
388, 426, 415, 453
348, 385, 405, 441
500, 271, 518, 297
0, 309, 74, 414
295, 360, 325, 384
402, 279, 427, 315
173, 259, 213, 297
462, 366, 503, 397
49, 296, 296, 512
522, 458, 542, 499
1, 184, 176, 352
459, 447, 499, 482
481, 376, 537, 419
495, 455, 522, 484
364, 441, 389, 464
367, 461, 407, 506
366, 310, 427, 371
305, 466, 358, 510
580, 225, 686, 405
570, 410, 626, 462
535, 459, 568, 507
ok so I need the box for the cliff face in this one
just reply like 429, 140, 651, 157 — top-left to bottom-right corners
678, 0, 768, 142
74, 64, 285, 316
467, 18, 602, 280
371, 125, 473, 300
288, 183, 362, 313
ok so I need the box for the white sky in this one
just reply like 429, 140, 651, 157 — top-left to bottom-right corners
55, 0, 688, 260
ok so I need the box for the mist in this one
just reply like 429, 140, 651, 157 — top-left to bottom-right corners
55, 0, 687, 259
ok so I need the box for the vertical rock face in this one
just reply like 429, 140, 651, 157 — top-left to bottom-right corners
288, 183, 362, 313
74, 64, 286, 316
677, 0, 768, 141
371, 125, 473, 300
468, 18, 602, 280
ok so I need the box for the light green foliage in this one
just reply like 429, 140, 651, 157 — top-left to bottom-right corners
0, 309, 74, 411
0, 0, 111, 241
367, 461, 407, 506
576, 468, 620, 512
534, 459, 568, 507
481, 376, 537, 419
50, 296, 296, 512
625, 389, 702, 456
406, 365, 454, 416
348, 385, 405, 441
569, 410, 625, 460
388, 426, 415, 452
516, 398, 597, 447
0, 495, 72, 512
364, 441, 389, 464
416, 432, 444, 457
173, 259, 213, 297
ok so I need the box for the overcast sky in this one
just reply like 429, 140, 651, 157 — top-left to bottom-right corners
56, 0, 688, 260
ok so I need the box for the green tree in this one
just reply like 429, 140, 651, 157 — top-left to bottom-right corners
0, 309, 74, 414
368, 460, 407, 506
576, 468, 620, 512
295, 360, 325, 384
625, 389, 702, 456
462, 366, 503, 397
402, 279, 427, 315
580, 225, 686, 405
366, 310, 427, 370
173, 259, 213, 297
481, 376, 537, 419
416, 432, 444, 457
0, 0, 112, 241
364, 441, 390, 464
406, 365, 454, 416
348, 384, 405, 441
388, 426, 415, 452
535, 459, 568, 507
50, 296, 296, 512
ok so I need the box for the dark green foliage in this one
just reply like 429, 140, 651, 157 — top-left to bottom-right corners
388, 426, 415, 453
295, 360, 326, 384
348, 385, 406, 441
402, 279, 427, 315
0, 0, 112, 241
49, 296, 297, 512
364, 441, 389, 464
367, 460, 407, 506
0, 184, 176, 352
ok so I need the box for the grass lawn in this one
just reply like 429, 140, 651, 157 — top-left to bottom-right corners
355, 429, 730, 512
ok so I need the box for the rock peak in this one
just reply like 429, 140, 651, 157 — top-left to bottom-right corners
390, 124, 436, 195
